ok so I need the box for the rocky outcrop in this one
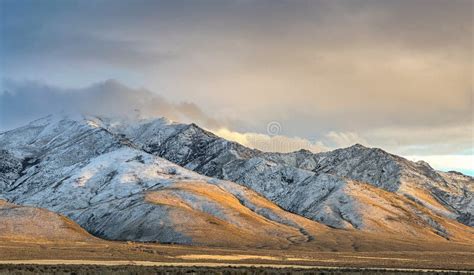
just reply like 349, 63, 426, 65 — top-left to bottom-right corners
0, 150, 22, 192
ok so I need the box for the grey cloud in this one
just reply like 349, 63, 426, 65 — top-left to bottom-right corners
3, 0, 471, 67
2, 29, 176, 70
0, 79, 221, 131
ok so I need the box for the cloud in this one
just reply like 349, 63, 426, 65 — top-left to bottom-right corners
364, 125, 474, 156
324, 131, 368, 148
406, 155, 474, 175
214, 128, 369, 154
1, 0, 472, 172
0, 79, 221, 131
214, 128, 328, 153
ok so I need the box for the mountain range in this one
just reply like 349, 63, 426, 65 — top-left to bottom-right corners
0, 114, 473, 250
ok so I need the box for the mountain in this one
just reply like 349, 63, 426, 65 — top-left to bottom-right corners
101, 117, 473, 235
0, 115, 352, 249
101, 116, 474, 227
265, 146, 473, 226
0, 114, 473, 249
0, 115, 316, 248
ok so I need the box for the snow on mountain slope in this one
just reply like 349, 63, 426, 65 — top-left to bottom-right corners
266, 145, 474, 226
219, 156, 474, 241
0, 200, 96, 243
101, 116, 474, 233
0, 115, 334, 248
0, 114, 472, 247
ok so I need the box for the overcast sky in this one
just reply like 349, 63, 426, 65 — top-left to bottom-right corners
1, 0, 473, 175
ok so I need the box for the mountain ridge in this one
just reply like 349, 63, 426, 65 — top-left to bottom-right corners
94, 114, 472, 228
0, 113, 472, 249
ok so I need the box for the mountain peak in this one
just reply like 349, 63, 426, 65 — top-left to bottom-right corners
348, 143, 369, 150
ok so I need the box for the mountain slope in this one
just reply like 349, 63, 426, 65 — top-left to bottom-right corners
0, 200, 95, 243
101, 116, 474, 232
0, 114, 472, 248
265, 145, 473, 225
0, 115, 337, 248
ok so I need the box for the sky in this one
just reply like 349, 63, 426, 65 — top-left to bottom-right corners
0, 0, 473, 175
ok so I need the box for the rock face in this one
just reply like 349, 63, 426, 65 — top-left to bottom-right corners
0, 114, 473, 247
0, 150, 22, 192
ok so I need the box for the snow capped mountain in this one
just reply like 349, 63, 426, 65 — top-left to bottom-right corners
264, 145, 474, 226
0, 113, 473, 248
0, 114, 343, 248
96, 115, 473, 232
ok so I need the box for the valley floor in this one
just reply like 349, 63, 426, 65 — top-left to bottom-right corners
1, 241, 473, 273
1, 264, 472, 275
